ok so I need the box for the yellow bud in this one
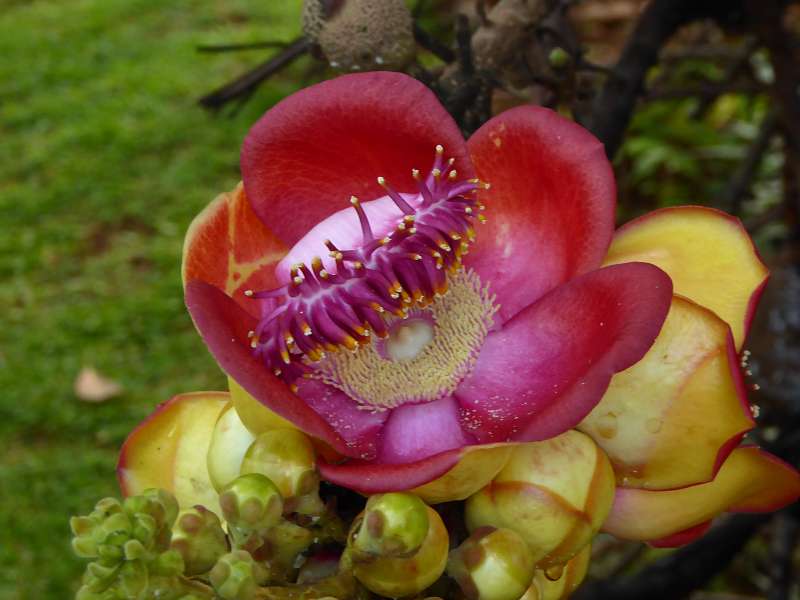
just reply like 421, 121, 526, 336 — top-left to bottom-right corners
466, 431, 614, 567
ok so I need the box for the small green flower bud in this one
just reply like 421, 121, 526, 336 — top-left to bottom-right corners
219, 473, 283, 532
350, 504, 449, 598
210, 550, 269, 600
548, 47, 571, 69
240, 429, 324, 515
351, 492, 429, 559
448, 527, 535, 600
171, 506, 229, 575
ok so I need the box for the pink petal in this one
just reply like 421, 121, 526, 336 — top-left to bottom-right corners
185, 280, 351, 455
455, 263, 672, 443
376, 396, 476, 464
241, 72, 473, 246
318, 449, 463, 495
295, 378, 388, 461
465, 106, 616, 323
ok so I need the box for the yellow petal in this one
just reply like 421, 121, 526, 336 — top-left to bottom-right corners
228, 376, 296, 434
602, 446, 800, 541
207, 401, 256, 492
117, 392, 228, 515
578, 296, 754, 489
411, 444, 513, 504
604, 206, 768, 349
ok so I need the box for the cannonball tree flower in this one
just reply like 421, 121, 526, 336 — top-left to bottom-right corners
181, 71, 677, 498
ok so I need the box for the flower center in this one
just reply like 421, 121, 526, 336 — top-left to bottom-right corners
245, 144, 494, 407
385, 318, 434, 362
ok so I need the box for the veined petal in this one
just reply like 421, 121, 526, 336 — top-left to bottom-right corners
602, 447, 800, 542
578, 296, 754, 490
465, 106, 616, 323
604, 206, 768, 350
455, 263, 672, 443
241, 71, 473, 246
182, 183, 288, 315
117, 392, 229, 515
184, 280, 352, 456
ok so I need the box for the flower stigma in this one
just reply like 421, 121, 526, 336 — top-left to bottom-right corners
245, 145, 495, 409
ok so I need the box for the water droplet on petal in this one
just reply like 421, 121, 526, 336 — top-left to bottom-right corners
596, 412, 618, 439
645, 418, 662, 434
544, 564, 565, 581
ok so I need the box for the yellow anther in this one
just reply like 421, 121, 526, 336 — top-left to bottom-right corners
403, 214, 415, 223
343, 336, 359, 351
319, 269, 329, 279
350, 195, 360, 205
250, 340, 258, 349
281, 350, 291, 365
289, 383, 299, 394
451, 232, 461, 240
302, 324, 313, 336
244, 289, 254, 297
408, 227, 417, 234
448, 170, 458, 180
439, 242, 452, 252
412, 253, 423, 261
353, 261, 364, 269
377, 176, 387, 186
273, 368, 282, 376
293, 276, 304, 285
412, 168, 421, 179
247, 330, 255, 338
478, 214, 487, 224
465, 207, 473, 214
381, 237, 391, 245
432, 168, 442, 179
435, 144, 444, 155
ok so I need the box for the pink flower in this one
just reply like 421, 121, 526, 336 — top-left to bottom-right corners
183, 71, 674, 492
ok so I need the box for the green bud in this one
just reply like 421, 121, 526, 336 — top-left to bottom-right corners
240, 429, 324, 515
209, 550, 269, 600
448, 527, 535, 600
219, 473, 283, 532
351, 492, 429, 559
171, 506, 229, 575
548, 47, 572, 69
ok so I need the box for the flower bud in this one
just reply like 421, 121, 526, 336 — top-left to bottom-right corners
448, 527, 535, 600
466, 431, 614, 567
219, 473, 283, 532
210, 550, 269, 600
520, 544, 591, 600
351, 492, 429, 559
240, 429, 324, 515
171, 505, 229, 575
350, 504, 449, 598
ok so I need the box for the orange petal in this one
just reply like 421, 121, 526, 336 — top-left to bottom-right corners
411, 444, 513, 504
117, 392, 229, 515
602, 446, 800, 542
604, 206, 768, 349
578, 296, 754, 490
182, 183, 288, 314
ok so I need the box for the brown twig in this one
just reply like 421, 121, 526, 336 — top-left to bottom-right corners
199, 36, 312, 110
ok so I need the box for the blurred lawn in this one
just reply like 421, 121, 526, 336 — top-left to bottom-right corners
0, 1, 305, 596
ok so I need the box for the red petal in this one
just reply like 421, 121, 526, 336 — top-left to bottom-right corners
295, 378, 387, 461
455, 263, 672, 443
465, 106, 616, 323
185, 280, 351, 455
318, 448, 463, 494
376, 396, 475, 464
182, 184, 288, 316
241, 72, 473, 246
648, 521, 712, 548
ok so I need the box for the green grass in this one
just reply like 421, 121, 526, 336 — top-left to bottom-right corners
0, 1, 305, 596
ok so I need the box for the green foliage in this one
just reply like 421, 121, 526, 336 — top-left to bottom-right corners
0, 1, 304, 597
